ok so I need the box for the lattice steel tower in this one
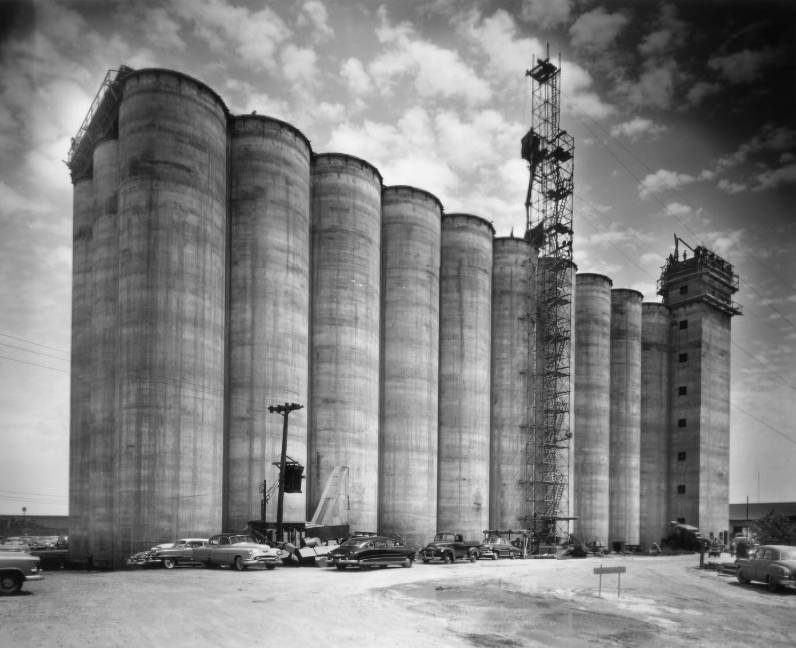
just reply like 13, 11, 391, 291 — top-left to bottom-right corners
521, 50, 574, 545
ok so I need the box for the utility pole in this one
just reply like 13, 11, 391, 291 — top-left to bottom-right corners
267, 402, 303, 540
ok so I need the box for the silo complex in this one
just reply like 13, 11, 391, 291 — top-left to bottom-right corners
68, 67, 738, 561
573, 273, 612, 545
640, 303, 670, 546
87, 140, 119, 565
115, 70, 227, 556
226, 116, 311, 530
309, 153, 382, 532
68, 177, 94, 563
490, 237, 534, 530
438, 214, 494, 540
378, 186, 442, 547
609, 289, 642, 547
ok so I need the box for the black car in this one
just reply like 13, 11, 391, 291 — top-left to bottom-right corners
327, 535, 416, 570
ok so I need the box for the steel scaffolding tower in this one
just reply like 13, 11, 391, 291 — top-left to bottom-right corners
521, 51, 574, 547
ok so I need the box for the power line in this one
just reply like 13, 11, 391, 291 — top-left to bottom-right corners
0, 331, 69, 356
0, 341, 70, 363
0, 354, 69, 374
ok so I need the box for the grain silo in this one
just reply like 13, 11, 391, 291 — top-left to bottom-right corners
68, 176, 94, 564
87, 140, 119, 565
378, 185, 442, 546
609, 289, 643, 548
309, 153, 382, 532
640, 302, 671, 546
226, 115, 312, 531
438, 213, 494, 540
490, 236, 535, 531
573, 273, 612, 546
115, 69, 227, 561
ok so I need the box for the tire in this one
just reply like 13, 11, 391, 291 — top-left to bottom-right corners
444, 552, 454, 564
492, 553, 498, 561
0, 573, 22, 596
233, 556, 246, 571
336, 564, 347, 570
737, 571, 750, 584
469, 551, 477, 563
402, 557, 413, 568
422, 558, 430, 564
767, 577, 780, 593
265, 564, 276, 571
162, 558, 176, 569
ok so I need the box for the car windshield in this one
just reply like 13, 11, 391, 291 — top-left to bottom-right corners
227, 535, 254, 544
340, 537, 373, 548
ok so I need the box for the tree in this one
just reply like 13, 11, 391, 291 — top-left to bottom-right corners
751, 510, 796, 544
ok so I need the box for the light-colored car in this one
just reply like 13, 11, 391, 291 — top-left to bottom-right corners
736, 544, 796, 592
126, 542, 177, 568
0, 549, 44, 595
151, 538, 208, 569
192, 534, 280, 571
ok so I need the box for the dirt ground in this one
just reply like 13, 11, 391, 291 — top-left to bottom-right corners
1, 553, 794, 647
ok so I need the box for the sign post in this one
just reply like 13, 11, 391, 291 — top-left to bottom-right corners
594, 565, 626, 598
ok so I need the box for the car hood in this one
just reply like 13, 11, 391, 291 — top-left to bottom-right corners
773, 559, 796, 570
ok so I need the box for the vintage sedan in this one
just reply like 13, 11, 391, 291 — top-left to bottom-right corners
150, 538, 208, 569
192, 534, 280, 571
0, 548, 44, 595
477, 533, 522, 560
328, 535, 416, 570
126, 542, 177, 568
736, 544, 796, 592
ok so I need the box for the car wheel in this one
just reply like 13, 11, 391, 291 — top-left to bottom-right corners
265, 564, 276, 571
422, 558, 430, 564
766, 577, 780, 593
469, 551, 477, 563
233, 556, 246, 571
162, 558, 176, 569
0, 574, 22, 596
402, 557, 413, 568
444, 552, 453, 564
492, 553, 498, 560
336, 564, 347, 570
736, 571, 750, 584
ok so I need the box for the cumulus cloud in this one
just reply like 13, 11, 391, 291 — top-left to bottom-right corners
520, 0, 572, 29
717, 178, 747, 194
561, 61, 615, 118
142, 7, 186, 51
280, 44, 318, 85
298, 0, 334, 42
569, 8, 629, 51
626, 61, 678, 109
708, 48, 776, 84
754, 163, 796, 191
638, 169, 696, 199
341, 57, 372, 96
686, 80, 721, 106
173, 0, 291, 73
610, 117, 666, 140
371, 8, 491, 105
637, 4, 687, 57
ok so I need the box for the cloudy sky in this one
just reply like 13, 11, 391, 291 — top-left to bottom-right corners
0, 0, 794, 517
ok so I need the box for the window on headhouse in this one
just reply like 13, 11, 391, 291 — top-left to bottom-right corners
678, 386, 687, 395
677, 484, 686, 494
679, 353, 688, 363
678, 418, 687, 428
679, 320, 688, 330
677, 451, 686, 461
679, 285, 688, 295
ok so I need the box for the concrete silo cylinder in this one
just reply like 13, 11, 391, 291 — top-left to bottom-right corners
309, 153, 382, 533
609, 288, 643, 547
68, 177, 94, 565
573, 273, 612, 546
438, 213, 494, 540
116, 69, 228, 562
379, 185, 442, 547
226, 116, 311, 531
490, 237, 535, 530
640, 302, 671, 547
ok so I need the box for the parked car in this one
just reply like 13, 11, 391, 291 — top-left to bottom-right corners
126, 542, 177, 568
421, 532, 479, 564
327, 535, 416, 570
192, 534, 280, 571
477, 532, 522, 560
736, 544, 796, 592
150, 538, 208, 569
0, 549, 44, 595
